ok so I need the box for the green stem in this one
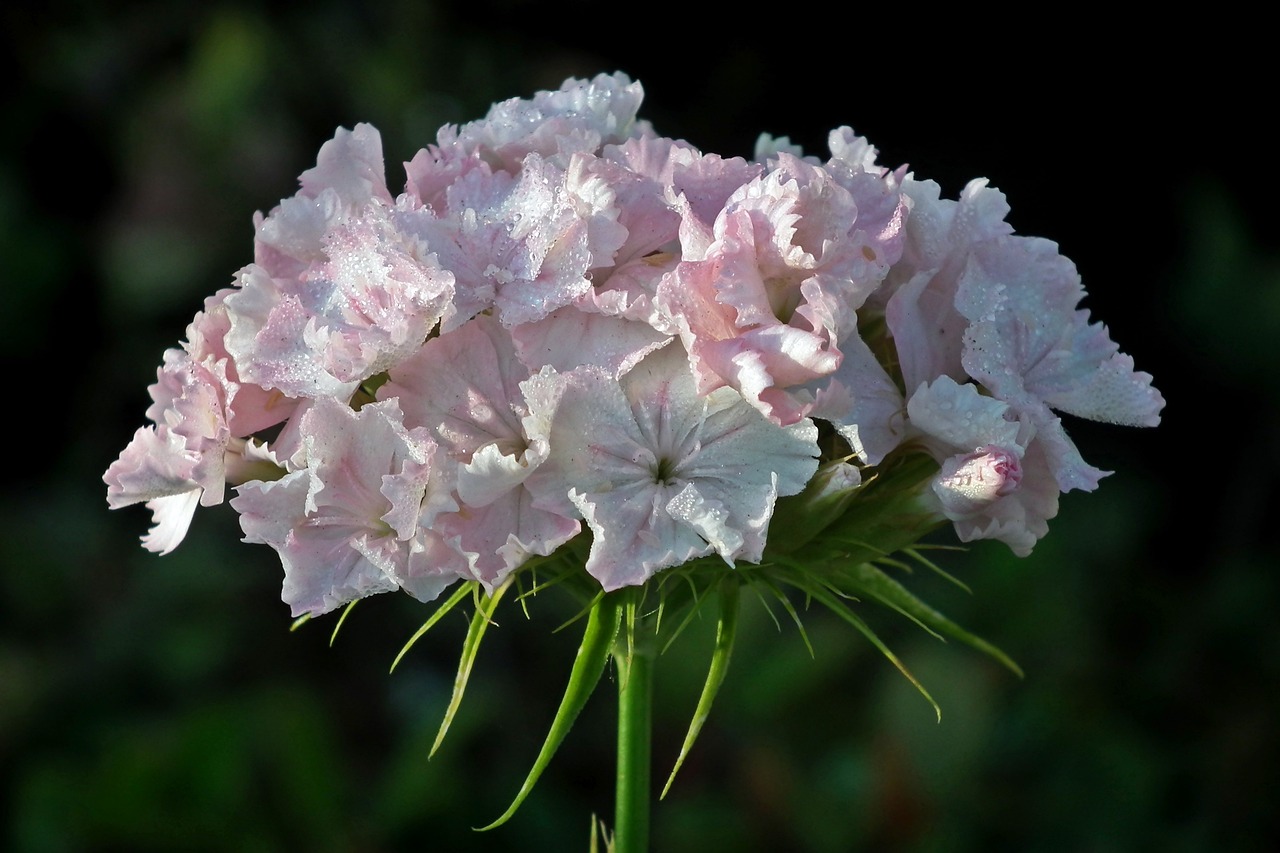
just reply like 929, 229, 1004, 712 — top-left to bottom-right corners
614, 628, 654, 853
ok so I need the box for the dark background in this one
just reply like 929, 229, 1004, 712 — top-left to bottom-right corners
3, 3, 1276, 851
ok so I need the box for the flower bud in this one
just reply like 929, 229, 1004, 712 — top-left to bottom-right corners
932, 445, 1022, 518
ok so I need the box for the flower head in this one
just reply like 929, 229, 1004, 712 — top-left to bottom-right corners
104, 70, 1161, 659
103, 73, 1167, 835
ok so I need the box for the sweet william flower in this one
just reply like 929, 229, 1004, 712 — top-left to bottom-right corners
380, 314, 580, 590
874, 175, 1164, 495
104, 287, 292, 553
103, 71, 1165, 847
659, 140, 906, 427
103, 67, 1164, 627
956, 234, 1164, 493
398, 151, 625, 331
101, 68, 1169, 627
439, 71, 647, 173
881, 177, 1014, 393
254, 123, 392, 277
521, 343, 819, 589
226, 122, 455, 402
230, 396, 461, 616
906, 375, 1058, 556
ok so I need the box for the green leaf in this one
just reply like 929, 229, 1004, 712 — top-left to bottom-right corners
476, 591, 624, 831
661, 579, 739, 798
430, 582, 507, 758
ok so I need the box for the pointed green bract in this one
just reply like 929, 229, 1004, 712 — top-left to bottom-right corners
658, 579, 717, 655
751, 566, 816, 658
789, 577, 942, 722
842, 562, 1023, 677
389, 581, 476, 674
552, 592, 605, 634
431, 581, 507, 758
476, 591, 623, 831
763, 580, 813, 659
329, 600, 359, 646
902, 546, 972, 593
589, 814, 615, 853
661, 579, 740, 799
748, 581, 784, 632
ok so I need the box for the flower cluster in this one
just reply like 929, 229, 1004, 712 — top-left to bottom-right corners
104, 72, 1163, 619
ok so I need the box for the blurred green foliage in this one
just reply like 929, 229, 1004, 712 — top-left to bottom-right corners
2, 3, 1276, 851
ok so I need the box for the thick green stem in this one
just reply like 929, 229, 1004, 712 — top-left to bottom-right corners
614, 632, 654, 853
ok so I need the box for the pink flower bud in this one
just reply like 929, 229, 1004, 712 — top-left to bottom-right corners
932, 445, 1022, 518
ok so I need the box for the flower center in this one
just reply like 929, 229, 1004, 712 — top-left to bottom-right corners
651, 455, 679, 486
765, 275, 804, 324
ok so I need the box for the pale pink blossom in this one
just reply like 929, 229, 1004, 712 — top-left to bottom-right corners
878, 175, 1164, 495
105, 72, 1164, 594
398, 152, 625, 331
104, 326, 286, 554
184, 288, 299, 437
253, 123, 393, 280
511, 306, 671, 378
225, 205, 454, 400
380, 315, 580, 588
956, 235, 1165, 491
224, 123, 454, 401
659, 146, 905, 426
522, 344, 819, 589
439, 72, 647, 172
882, 177, 1014, 393
810, 332, 907, 466
659, 211, 841, 425
231, 397, 461, 616
906, 376, 1058, 556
